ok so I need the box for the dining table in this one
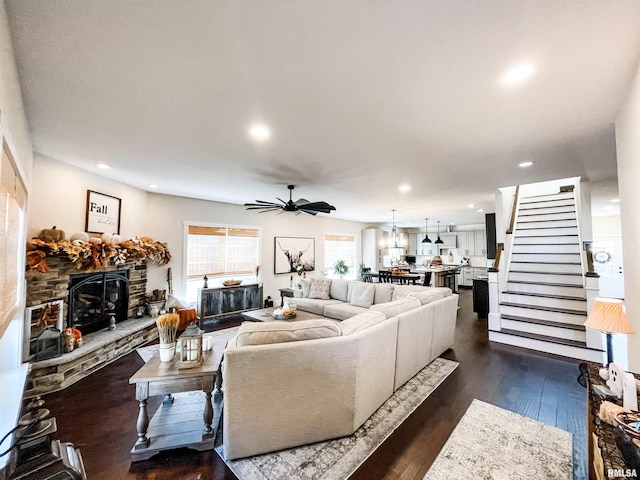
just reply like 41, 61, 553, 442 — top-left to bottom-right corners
363, 270, 421, 285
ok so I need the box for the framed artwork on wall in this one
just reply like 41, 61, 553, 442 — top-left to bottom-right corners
85, 190, 121, 234
274, 237, 315, 274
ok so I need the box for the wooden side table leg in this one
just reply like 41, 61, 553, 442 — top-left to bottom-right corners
134, 383, 150, 450
135, 398, 150, 449
203, 390, 214, 435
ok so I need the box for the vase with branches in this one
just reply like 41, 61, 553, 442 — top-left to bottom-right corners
156, 313, 180, 361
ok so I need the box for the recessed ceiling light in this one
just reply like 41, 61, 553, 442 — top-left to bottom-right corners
519, 161, 535, 168
398, 184, 411, 193
467, 204, 475, 208
477, 209, 484, 213
96, 163, 110, 169
148, 184, 158, 189
502, 65, 534, 84
249, 124, 271, 142
610, 198, 620, 203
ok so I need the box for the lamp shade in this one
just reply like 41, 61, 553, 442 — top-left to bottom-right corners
584, 298, 635, 334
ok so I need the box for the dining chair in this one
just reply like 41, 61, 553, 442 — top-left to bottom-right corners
379, 270, 392, 283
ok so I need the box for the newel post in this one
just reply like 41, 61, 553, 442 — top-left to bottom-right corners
488, 268, 501, 331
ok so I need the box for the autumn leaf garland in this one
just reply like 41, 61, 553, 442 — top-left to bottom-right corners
26, 236, 171, 276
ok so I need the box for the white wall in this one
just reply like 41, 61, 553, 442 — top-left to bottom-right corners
615, 58, 640, 374
29, 154, 148, 239
143, 193, 368, 304
0, 1, 33, 370
28, 156, 369, 307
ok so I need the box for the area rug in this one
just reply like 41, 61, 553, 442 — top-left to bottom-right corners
136, 326, 240, 362
215, 357, 459, 480
423, 399, 573, 480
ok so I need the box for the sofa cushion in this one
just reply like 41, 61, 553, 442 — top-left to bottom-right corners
234, 319, 341, 347
373, 283, 394, 304
392, 285, 452, 302
308, 278, 332, 299
370, 297, 421, 318
293, 297, 342, 315
341, 310, 387, 335
330, 278, 350, 302
323, 303, 369, 321
349, 282, 375, 308
406, 289, 447, 305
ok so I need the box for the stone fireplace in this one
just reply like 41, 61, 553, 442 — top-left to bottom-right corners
25, 257, 147, 359
68, 270, 130, 334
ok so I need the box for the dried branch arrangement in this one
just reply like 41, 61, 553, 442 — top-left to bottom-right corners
155, 313, 180, 344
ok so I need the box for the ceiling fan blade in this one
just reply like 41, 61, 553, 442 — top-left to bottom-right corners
294, 198, 310, 206
244, 200, 282, 207
298, 209, 319, 216
245, 206, 284, 211
298, 201, 336, 213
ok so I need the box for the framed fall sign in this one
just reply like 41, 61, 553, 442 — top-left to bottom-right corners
85, 190, 121, 234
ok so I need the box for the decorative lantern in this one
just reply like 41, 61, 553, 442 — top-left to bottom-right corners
35, 327, 62, 361
178, 322, 203, 368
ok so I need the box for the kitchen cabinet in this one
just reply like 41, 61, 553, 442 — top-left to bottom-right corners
408, 234, 418, 256
460, 267, 487, 287
474, 230, 487, 256
437, 233, 457, 248
456, 230, 486, 256
418, 239, 435, 256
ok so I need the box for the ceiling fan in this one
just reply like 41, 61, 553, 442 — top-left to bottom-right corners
245, 185, 336, 216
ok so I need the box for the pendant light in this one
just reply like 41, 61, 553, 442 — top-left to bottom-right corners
434, 221, 444, 244
422, 218, 432, 244
389, 209, 399, 247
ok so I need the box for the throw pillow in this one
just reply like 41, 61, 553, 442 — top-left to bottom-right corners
373, 283, 394, 304
349, 282, 375, 308
301, 278, 313, 297
234, 319, 341, 346
308, 278, 332, 299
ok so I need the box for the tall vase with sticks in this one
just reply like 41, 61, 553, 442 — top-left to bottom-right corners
156, 313, 179, 362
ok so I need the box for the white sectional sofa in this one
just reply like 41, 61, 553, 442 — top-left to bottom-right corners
221, 278, 458, 460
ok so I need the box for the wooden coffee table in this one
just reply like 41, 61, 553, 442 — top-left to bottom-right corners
129, 343, 225, 461
241, 307, 323, 322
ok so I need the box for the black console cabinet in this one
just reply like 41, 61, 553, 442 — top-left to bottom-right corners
472, 278, 489, 319
197, 284, 263, 323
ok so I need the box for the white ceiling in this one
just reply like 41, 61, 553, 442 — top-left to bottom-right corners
6, 1, 640, 228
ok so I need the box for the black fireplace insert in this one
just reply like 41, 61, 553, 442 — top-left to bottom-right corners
68, 270, 130, 335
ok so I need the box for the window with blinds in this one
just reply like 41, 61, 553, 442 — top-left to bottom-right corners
324, 233, 357, 276
185, 225, 260, 300
0, 140, 26, 340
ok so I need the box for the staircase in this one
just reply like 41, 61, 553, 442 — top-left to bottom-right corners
489, 190, 603, 362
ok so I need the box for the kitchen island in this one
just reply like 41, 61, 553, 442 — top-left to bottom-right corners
412, 265, 460, 289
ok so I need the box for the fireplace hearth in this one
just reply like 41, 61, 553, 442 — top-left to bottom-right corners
68, 270, 130, 335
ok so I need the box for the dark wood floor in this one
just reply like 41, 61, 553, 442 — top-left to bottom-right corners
41, 288, 586, 480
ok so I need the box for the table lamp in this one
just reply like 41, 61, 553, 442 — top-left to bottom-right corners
584, 297, 635, 367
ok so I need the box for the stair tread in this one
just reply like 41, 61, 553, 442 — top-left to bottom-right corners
517, 226, 578, 230
501, 314, 586, 331
511, 252, 581, 255
496, 329, 596, 350
501, 301, 587, 315
509, 270, 582, 277
517, 218, 576, 222
510, 261, 582, 265
509, 270, 582, 276
502, 291, 586, 301
507, 280, 584, 288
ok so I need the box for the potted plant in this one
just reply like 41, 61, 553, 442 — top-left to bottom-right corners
334, 259, 349, 277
